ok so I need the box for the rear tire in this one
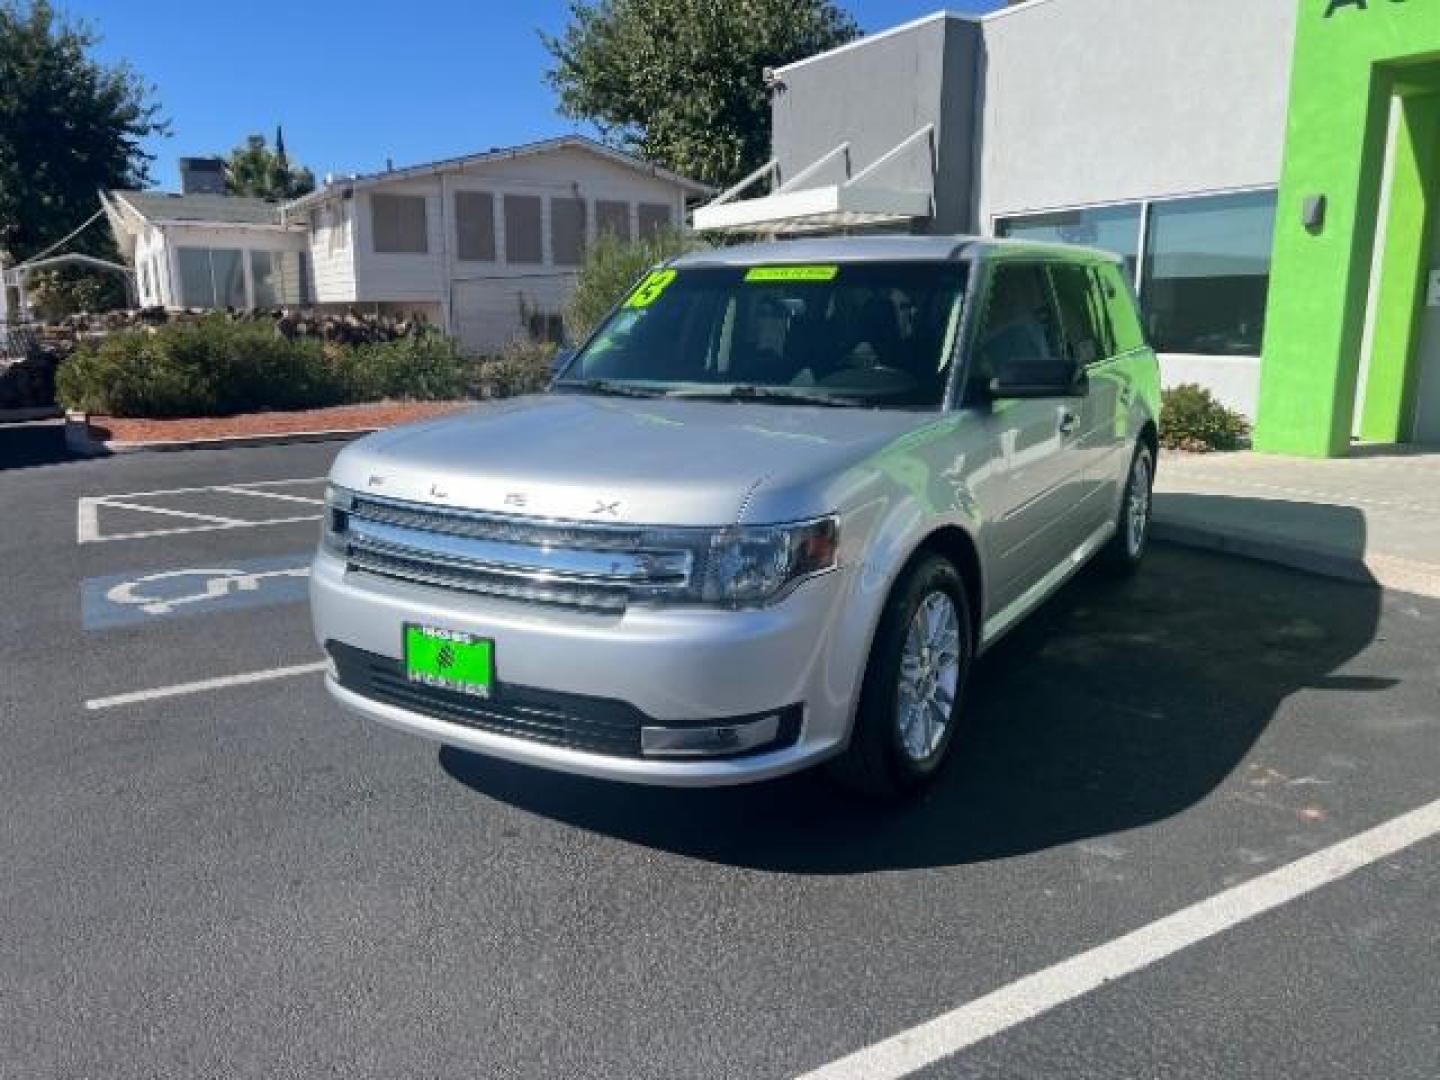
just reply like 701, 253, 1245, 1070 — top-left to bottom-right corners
826, 555, 973, 801
1099, 440, 1155, 577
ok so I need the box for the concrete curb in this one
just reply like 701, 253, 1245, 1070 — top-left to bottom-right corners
63, 411, 374, 456
1152, 516, 1440, 600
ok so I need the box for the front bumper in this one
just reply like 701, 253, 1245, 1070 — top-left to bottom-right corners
309, 551, 861, 786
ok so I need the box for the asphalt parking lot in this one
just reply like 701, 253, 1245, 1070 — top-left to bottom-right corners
2, 429, 1438, 1079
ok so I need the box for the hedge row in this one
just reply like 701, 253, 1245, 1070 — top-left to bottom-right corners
54, 317, 552, 418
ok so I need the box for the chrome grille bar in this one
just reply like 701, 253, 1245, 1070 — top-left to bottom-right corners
342, 495, 694, 612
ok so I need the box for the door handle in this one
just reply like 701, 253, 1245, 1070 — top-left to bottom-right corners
1059, 410, 1080, 435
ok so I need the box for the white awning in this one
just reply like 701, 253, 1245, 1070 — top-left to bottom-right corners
693, 184, 932, 235
691, 124, 935, 236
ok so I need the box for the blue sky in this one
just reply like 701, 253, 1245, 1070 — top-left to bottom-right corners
65, 1, 1001, 190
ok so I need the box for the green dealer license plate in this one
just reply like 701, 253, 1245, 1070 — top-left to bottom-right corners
404, 624, 493, 698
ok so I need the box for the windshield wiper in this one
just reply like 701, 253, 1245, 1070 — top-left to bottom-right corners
557, 378, 668, 399
665, 385, 866, 408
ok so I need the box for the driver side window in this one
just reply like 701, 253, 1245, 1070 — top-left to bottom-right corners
967, 263, 1066, 401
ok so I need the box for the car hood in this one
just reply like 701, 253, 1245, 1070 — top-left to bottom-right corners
330, 393, 930, 525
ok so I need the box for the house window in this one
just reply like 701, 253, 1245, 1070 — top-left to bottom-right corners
1140, 190, 1277, 356
551, 197, 587, 266
504, 194, 543, 264
996, 203, 1143, 281
250, 250, 278, 308
455, 191, 496, 262
637, 203, 672, 239
139, 262, 151, 304
596, 200, 630, 242
176, 247, 246, 308
371, 193, 428, 254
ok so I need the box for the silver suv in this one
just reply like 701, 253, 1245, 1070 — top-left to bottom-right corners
311, 237, 1160, 797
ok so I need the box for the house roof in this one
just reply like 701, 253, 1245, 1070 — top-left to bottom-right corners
281, 134, 713, 215
110, 190, 288, 226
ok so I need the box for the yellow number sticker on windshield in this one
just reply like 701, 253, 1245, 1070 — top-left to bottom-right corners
744, 265, 839, 283
624, 269, 678, 308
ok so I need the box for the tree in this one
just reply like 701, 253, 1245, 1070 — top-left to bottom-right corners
223, 127, 315, 200
543, 0, 858, 188
0, 1, 166, 309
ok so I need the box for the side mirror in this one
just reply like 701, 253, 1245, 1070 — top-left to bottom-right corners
550, 346, 575, 376
988, 359, 1086, 400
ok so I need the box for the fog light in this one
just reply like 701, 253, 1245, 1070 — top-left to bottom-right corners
641, 712, 784, 758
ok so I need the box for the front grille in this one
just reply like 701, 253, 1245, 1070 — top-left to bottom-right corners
328, 642, 647, 757
341, 495, 692, 613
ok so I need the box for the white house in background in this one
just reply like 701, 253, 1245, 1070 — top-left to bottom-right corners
103, 136, 710, 353
101, 189, 310, 311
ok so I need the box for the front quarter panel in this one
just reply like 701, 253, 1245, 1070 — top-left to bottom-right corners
760, 415, 1001, 742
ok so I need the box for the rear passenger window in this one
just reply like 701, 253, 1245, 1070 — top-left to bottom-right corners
1049, 263, 1111, 365
1096, 262, 1148, 355
969, 263, 1066, 400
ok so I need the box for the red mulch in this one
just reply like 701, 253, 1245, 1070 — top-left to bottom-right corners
87, 400, 473, 444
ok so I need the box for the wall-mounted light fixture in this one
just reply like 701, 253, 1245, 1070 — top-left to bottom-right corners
1302, 194, 1327, 234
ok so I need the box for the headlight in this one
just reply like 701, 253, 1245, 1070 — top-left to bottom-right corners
320, 484, 353, 556
626, 516, 839, 607
691, 517, 839, 606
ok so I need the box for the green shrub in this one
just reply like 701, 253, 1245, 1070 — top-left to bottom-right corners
345, 332, 469, 402
1160, 383, 1251, 452
471, 340, 557, 399
55, 317, 472, 418
565, 227, 701, 343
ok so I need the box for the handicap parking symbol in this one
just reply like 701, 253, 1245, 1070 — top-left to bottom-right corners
82, 554, 313, 630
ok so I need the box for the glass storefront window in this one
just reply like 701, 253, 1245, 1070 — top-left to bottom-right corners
996, 203, 1142, 280
1141, 190, 1276, 356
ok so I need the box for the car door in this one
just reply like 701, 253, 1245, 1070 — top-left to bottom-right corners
1048, 260, 1124, 532
965, 261, 1089, 615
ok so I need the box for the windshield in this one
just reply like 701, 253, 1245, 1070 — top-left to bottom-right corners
557, 262, 969, 410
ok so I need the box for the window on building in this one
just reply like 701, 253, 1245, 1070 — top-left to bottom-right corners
139, 262, 151, 304
1141, 190, 1276, 356
250, 251, 278, 308
176, 247, 246, 308
504, 194, 544, 264
637, 203, 672, 239
996, 204, 1143, 281
177, 248, 211, 307
455, 191, 496, 262
551, 197, 587, 266
968, 263, 1066, 402
212, 249, 246, 307
371, 193, 428, 254
596, 200, 631, 242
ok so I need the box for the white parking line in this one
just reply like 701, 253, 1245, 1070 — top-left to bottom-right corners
84, 661, 329, 710
78, 476, 327, 544
211, 485, 325, 506
99, 499, 248, 526
797, 796, 1440, 1080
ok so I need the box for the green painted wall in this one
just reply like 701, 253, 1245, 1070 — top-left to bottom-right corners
1254, 0, 1440, 457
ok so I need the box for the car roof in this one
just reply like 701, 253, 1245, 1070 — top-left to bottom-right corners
668, 235, 1123, 268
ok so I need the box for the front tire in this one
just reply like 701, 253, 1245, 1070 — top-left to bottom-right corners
826, 555, 973, 800
1100, 441, 1154, 576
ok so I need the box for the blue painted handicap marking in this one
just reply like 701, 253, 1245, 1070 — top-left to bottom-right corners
82, 553, 312, 630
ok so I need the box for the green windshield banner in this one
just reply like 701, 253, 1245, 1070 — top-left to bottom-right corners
744, 266, 840, 283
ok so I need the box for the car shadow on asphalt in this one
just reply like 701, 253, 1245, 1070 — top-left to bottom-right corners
0, 420, 72, 470
440, 513, 1385, 874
